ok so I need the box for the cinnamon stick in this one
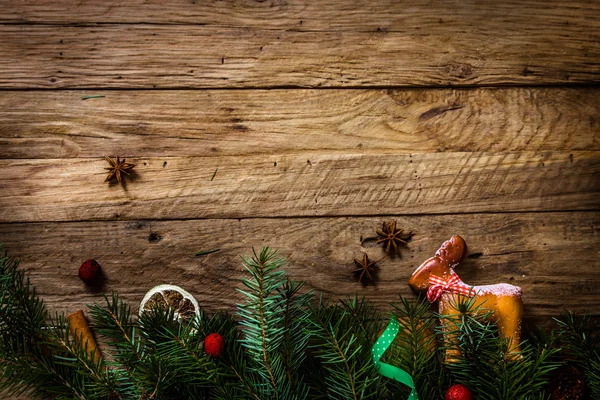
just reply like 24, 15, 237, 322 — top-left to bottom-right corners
67, 310, 101, 363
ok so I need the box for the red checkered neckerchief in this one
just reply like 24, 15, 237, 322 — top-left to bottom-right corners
426, 272, 474, 303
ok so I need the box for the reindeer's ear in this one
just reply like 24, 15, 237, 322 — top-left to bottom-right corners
435, 235, 467, 267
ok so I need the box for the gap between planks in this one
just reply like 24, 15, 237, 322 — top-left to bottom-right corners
0, 209, 599, 226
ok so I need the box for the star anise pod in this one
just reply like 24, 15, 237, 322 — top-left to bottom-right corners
376, 220, 413, 253
104, 155, 135, 184
353, 253, 377, 283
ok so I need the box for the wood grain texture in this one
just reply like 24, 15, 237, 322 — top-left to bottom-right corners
1, 88, 599, 159
1, 152, 598, 222
1, 0, 598, 32
0, 20, 598, 89
0, 213, 597, 326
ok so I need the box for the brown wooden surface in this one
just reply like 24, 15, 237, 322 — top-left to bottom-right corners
1, 151, 599, 223
1, 0, 596, 29
1, 88, 598, 159
1, 0, 599, 89
0, 1, 599, 381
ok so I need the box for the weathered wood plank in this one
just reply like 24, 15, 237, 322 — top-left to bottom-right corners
0, 22, 597, 89
0, 152, 598, 222
0, 213, 597, 326
1, 0, 598, 33
1, 88, 598, 159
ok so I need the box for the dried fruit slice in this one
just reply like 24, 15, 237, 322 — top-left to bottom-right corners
139, 284, 200, 321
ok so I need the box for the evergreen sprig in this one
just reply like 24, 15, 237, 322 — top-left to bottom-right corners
88, 293, 145, 398
138, 305, 217, 399
279, 279, 312, 398
0, 246, 47, 352
388, 296, 446, 399
46, 314, 122, 399
195, 311, 262, 400
237, 247, 312, 400
307, 296, 388, 400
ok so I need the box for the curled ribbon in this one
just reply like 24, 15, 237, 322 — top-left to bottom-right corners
372, 315, 419, 399
426, 272, 474, 303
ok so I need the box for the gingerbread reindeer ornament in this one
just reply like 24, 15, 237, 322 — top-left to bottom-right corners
408, 235, 523, 361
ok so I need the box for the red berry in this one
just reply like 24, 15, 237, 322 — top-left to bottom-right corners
78, 259, 102, 284
204, 333, 224, 358
445, 383, 473, 400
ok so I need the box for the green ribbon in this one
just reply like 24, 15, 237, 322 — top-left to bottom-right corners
371, 314, 419, 400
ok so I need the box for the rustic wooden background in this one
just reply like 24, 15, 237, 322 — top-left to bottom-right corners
0, 0, 599, 347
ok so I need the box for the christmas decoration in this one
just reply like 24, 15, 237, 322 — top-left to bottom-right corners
372, 316, 419, 399
408, 235, 523, 361
426, 272, 473, 303
445, 383, 472, 400
0, 244, 596, 400
353, 252, 377, 283
139, 284, 200, 321
375, 220, 413, 253
78, 258, 102, 284
204, 333, 224, 358
104, 155, 135, 184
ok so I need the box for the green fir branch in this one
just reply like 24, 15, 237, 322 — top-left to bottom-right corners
237, 247, 287, 399
139, 306, 217, 398
195, 311, 262, 400
134, 355, 178, 400
89, 293, 143, 364
307, 296, 387, 400
0, 245, 90, 399
88, 292, 146, 398
338, 297, 382, 342
45, 314, 123, 400
278, 279, 312, 398
589, 359, 600, 397
388, 296, 445, 399
237, 247, 314, 400
0, 247, 47, 350
30, 355, 90, 400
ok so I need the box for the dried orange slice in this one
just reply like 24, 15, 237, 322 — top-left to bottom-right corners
139, 284, 200, 321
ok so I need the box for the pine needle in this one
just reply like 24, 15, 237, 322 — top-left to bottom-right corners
195, 248, 220, 256
81, 95, 105, 100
